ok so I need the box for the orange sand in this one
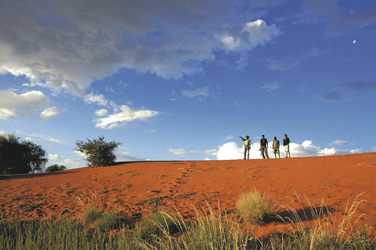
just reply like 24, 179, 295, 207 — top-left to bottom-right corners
1, 153, 376, 236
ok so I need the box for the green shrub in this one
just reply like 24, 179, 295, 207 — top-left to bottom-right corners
83, 205, 102, 224
95, 210, 120, 232
135, 211, 178, 240
75, 136, 121, 167
236, 190, 274, 224
45, 164, 66, 172
0, 133, 47, 174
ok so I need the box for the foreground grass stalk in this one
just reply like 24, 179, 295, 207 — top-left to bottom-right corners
0, 194, 374, 249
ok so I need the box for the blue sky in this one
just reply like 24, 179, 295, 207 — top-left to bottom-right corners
1, 0, 376, 168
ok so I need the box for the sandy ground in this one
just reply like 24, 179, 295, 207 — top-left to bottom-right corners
1, 152, 376, 236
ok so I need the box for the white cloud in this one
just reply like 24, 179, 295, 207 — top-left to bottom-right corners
0, 1, 281, 94
25, 137, 41, 143
95, 109, 108, 117
26, 134, 65, 144
261, 82, 280, 91
217, 142, 243, 160
331, 140, 348, 146
169, 148, 197, 156
38, 106, 67, 121
48, 154, 60, 160
94, 105, 159, 129
115, 147, 139, 162
182, 86, 210, 98
74, 149, 86, 159
0, 90, 51, 120
203, 149, 218, 156
84, 93, 108, 106
221, 19, 280, 51
243, 20, 280, 47
289, 140, 361, 157
215, 140, 362, 160
64, 158, 85, 168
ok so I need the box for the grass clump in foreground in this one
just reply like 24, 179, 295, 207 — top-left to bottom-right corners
82, 205, 120, 232
236, 190, 275, 224
0, 194, 375, 249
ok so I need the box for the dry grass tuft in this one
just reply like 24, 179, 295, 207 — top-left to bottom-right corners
236, 190, 274, 224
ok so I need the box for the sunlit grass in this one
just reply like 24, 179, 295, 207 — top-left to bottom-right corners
236, 190, 275, 224
0, 193, 374, 249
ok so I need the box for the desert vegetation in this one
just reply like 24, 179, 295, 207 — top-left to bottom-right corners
0, 133, 47, 174
0, 133, 122, 173
0, 192, 374, 249
75, 136, 121, 167
236, 190, 275, 224
1, 153, 376, 249
45, 164, 66, 172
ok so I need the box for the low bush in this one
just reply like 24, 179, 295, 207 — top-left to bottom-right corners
236, 190, 274, 224
95, 210, 120, 232
45, 164, 66, 172
83, 205, 102, 224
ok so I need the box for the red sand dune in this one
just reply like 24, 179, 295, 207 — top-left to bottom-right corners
1, 153, 376, 236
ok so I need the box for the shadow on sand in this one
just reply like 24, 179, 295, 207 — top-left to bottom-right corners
0, 170, 76, 180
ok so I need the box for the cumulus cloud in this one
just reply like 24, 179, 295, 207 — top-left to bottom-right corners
169, 148, 197, 156
95, 109, 108, 117
221, 19, 280, 51
0, 1, 281, 94
182, 86, 210, 98
84, 93, 108, 106
215, 140, 362, 159
0, 90, 51, 120
48, 154, 60, 160
291, 140, 361, 157
94, 105, 159, 129
64, 158, 85, 168
216, 142, 243, 160
38, 106, 67, 121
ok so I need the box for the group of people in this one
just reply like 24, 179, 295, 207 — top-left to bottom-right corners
239, 134, 290, 159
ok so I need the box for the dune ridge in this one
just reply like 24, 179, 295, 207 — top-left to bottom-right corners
1, 152, 376, 235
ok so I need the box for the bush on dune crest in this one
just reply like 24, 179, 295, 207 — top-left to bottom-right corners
75, 136, 121, 167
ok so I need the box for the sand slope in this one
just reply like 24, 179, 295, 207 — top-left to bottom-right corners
1, 153, 376, 235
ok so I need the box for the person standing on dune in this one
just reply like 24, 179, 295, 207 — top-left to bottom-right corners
283, 134, 290, 158
260, 135, 269, 159
272, 136, 280, 158
239, 135, 251, 159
